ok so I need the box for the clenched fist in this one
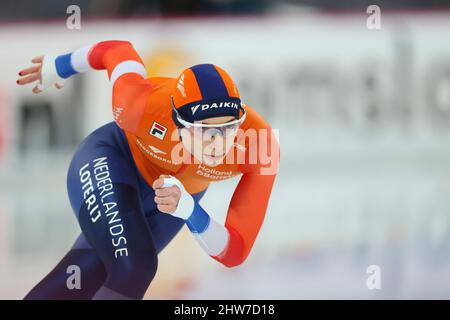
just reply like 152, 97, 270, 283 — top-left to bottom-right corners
152, 174, 182, 214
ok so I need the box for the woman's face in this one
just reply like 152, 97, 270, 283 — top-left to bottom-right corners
180, 115, 237, 166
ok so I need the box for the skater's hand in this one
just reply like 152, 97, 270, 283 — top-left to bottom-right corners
152, 175, 182, 214
17, 56, 43, 93
17, 55, 65, 93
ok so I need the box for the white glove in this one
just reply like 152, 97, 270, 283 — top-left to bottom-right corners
37, 54, 66, 91
163, 176, 195, 220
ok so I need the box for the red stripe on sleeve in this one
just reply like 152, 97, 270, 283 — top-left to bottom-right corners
87, 41, 128, 70
212, 227, 245, 267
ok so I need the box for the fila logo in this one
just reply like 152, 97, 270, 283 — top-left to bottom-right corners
149, 122, 167, 140
177, 74, 186, 97
149, 145, 166, 155
191, 102, 239, 115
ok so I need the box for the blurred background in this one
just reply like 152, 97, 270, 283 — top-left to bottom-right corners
1, 0, 450, 299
